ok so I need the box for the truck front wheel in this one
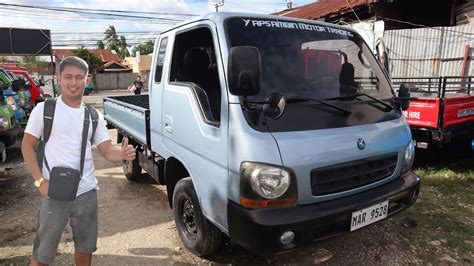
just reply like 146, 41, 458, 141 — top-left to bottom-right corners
173, 177, 221, 256
122, 150, 142, 181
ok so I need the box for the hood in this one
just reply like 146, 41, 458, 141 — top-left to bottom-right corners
270, 118, 410, 204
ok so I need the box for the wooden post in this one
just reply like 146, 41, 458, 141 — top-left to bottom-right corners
459, 44, 470, 92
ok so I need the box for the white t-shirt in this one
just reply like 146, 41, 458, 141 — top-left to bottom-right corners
25, 96, 110, 196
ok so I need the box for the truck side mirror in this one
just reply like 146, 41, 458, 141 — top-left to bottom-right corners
398, 84, 410, 111
228, 46, 261, 96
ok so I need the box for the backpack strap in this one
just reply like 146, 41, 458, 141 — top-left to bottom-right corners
39, 98, 56, 172
85, 104, 99, 144
43, 98, 56, 143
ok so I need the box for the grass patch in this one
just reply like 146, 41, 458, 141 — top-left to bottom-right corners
398, 154, 474, 261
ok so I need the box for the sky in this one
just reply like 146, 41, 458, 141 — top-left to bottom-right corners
0, 0, 316, 48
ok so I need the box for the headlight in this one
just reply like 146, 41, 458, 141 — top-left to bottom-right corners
240, 162, 297, 208
402, 141, 415, 174
250, 166, 290, 199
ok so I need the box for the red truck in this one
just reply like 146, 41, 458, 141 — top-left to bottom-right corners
10, 69, 43, 105
392, 76, 474, 149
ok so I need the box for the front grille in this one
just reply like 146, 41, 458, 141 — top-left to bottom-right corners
311, 153, 398, 196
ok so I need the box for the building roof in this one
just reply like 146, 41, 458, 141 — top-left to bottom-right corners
101, 61, 129, 69
53, 49, 121, 62
274, 0, 380, 20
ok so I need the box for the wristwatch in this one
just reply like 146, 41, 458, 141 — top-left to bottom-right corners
34, 177, 45, 188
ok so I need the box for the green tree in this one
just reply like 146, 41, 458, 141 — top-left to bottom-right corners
118, 36, 130, 59
97, 40, 105, 50
0, 56, 8, 62
131, 41, 154, 57
104, 25, 119, 51
21, 56, 48, 68
103, 25, 129, 59
72, 47, 102, 74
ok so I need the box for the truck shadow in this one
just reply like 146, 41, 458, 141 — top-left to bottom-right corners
414, 139, 474, 169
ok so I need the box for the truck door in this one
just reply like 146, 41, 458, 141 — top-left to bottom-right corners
149, 35, 170, 153
162, 23, 229, 230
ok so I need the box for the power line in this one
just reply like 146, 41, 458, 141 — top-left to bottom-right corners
0, 8, 183, 24
0, 3, 191, 24
0, 2, 197, 17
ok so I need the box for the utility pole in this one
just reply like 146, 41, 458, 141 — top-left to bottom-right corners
286, 0, 293, 9
214, 1, 224, 12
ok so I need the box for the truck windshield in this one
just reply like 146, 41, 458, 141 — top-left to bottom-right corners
225, 17, 400, 132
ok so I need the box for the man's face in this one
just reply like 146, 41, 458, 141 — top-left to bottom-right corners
136, 76, 141, 81
59, 65, 87, 101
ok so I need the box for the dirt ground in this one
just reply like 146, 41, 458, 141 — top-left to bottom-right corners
0, 92, 471, 265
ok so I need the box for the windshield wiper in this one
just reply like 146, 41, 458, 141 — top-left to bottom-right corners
325, 93, 393, 111
286, 96, 352, 116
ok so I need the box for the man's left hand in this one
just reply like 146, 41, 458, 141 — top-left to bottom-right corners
121, 137, 136, 161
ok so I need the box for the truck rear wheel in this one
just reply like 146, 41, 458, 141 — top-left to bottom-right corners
122, 150, 142, 181
173, 177, 221, 256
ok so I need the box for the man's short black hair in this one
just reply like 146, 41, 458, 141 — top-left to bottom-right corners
60, 56, 89, 75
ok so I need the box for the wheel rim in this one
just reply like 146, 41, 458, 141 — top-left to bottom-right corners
122, 160, 130, 174
179, 197, 197, 240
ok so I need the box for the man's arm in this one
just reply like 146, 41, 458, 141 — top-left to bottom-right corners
97, 137, 136, 162
21, 133, 48, 197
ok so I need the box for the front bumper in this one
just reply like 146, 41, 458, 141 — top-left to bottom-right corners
228, 171, 420, 253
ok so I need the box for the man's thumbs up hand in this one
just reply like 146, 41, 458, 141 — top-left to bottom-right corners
121, 137, 136, 161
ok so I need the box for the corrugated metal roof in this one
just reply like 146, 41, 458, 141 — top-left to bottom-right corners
274, 0, 380, 20
385, 24, 474, 77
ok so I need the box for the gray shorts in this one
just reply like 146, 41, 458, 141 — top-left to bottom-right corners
33, 189, 98, 264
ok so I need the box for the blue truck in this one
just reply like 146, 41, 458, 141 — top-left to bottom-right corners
103, 12, 420, 256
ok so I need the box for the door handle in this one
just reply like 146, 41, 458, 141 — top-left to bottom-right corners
164, 115, 173, 133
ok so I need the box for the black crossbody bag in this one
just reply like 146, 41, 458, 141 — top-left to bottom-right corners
38, 99, 98, 201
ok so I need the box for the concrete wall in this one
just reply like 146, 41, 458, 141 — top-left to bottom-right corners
95, 72, 137, 91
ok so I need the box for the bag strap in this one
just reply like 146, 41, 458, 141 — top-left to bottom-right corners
85, 104, 98, 144
80, 107, 91, 177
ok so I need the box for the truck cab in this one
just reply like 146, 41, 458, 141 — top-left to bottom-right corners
103, 12, 420, 256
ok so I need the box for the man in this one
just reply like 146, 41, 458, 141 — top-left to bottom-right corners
130, 75, 144, 95
21, 56, 136, 266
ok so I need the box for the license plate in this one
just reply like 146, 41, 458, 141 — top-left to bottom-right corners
350, 200, 389, 231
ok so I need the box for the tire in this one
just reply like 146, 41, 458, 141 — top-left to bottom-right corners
122, 150, 142, 181
173, 177, 221, 256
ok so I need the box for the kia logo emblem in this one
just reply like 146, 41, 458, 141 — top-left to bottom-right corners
357, 138, 365, 150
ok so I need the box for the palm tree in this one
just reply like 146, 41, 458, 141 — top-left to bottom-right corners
104, 25, 119, 52
96, 40, 105, 50
103, 25, 129, 59
119, 36, 130, 58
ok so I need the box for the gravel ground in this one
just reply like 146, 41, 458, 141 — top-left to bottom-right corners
0, 92, 468, 265
0, 130, 422, 265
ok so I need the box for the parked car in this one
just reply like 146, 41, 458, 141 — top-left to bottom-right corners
103, 13, 420, 256
11, 69, 43, 105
